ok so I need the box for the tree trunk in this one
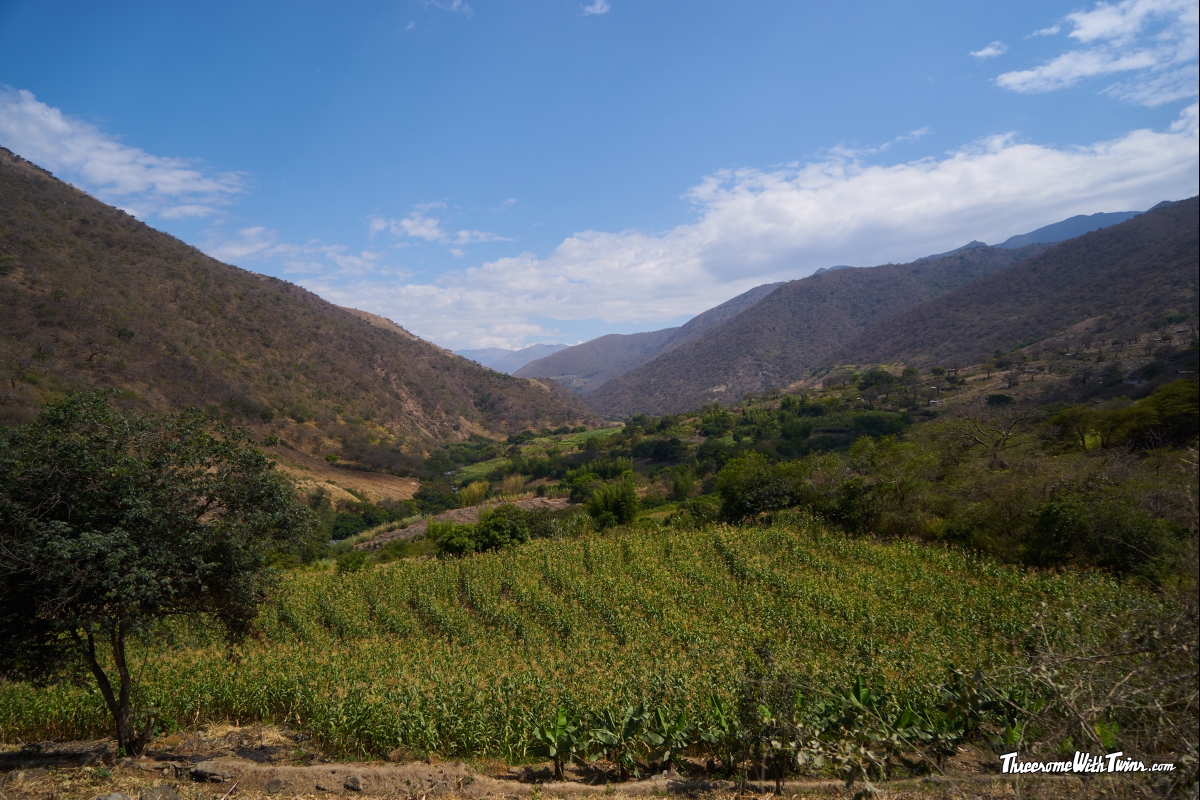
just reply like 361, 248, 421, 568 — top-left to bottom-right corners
76, 623, 154, 757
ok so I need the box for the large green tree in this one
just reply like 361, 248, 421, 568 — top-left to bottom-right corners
0, 393, 313, 755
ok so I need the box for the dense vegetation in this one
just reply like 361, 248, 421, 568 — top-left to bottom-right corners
0, 522, 1164, 766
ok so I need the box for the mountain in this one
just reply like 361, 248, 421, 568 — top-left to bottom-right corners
0, 148, 594, 466
454, 347, 513, 367
456, 343, 570, 374
994, 210, 1141, 249
834, 198, 1198, 368
582, 244, 1047, 416
516, 281, 784, 393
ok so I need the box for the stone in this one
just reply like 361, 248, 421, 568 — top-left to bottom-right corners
314, 783, 332, 792
21, 768, 50, 780
190, 762, 231, 783
95, 794, 133, 800
142, 786, 182, 800
343, 775, 363, 792
265, 778, 283, 794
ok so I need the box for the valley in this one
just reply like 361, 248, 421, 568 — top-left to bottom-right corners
0, 148, 1196, 800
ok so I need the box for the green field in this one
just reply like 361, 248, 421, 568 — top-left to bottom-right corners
0, 519, 1146, 759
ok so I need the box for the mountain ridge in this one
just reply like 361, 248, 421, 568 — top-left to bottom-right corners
834, 197, 1199, 369
582, 243, 1048, 416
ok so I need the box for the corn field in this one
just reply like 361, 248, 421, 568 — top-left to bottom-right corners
0, 517, 1149, 759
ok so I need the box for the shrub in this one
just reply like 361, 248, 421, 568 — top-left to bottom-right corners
457, 480, 489, 507
500, 473, 526, 495
586, 476, 639, 527
716, 453, 793, 521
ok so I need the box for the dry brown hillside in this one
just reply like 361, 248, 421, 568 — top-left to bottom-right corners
834, 197, 1199, 368
0, 148, 594, 466
584, 244, 1045, 416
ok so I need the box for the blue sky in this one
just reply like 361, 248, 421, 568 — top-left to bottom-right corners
1, 0, 1197, 350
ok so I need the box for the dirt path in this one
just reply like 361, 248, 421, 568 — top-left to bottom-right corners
0, 731, 1087, 800
356, 497, 574, 551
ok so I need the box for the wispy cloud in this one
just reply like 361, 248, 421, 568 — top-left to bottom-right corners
207, 226, 391, 278
970, 41, 1008, 59
368, 203, 511, 248
301, 106, 1198, 350
998, 0, 1198, 106
0, 87, 245, 219
426, 0, 473, 18
582, 0, 611, 16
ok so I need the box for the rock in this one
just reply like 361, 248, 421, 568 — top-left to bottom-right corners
265, 778, 283, 794
117, 757, 137, 770
95, 794, 132, 800
343, 775, 363, 791
190, 762, 231, 783
21, 768, 50, 780
142, 786, 181, 800
314, 783, 332, 792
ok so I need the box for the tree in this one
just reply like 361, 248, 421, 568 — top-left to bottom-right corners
0, 392, 313, 755
585, 474, 640, 527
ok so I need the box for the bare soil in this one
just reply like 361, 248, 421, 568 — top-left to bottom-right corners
0, 727, 1091, 800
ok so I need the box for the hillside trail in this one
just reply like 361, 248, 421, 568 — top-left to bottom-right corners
355, 497, 573, 550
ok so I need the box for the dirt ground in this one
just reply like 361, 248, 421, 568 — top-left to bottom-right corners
268, 448, 419, 506
357, 497, 573, 550
0, 726, 1095, 800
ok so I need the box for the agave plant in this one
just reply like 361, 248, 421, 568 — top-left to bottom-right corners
528, 707, 583, 781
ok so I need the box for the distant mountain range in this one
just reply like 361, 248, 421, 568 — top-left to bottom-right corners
515, 282, 783, 393
456, 343, 569, 374
516, 201, 1195, 417
0, 148, 594, 460
993, 210, 1141, 249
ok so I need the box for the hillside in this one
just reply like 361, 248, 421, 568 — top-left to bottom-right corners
0, 148, 594, 466
516, 281, 783, 393
835, 197, 1199, 369
583, 244, 1044, 416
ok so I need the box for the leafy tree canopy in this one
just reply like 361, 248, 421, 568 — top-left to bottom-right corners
0, 392, 313, 755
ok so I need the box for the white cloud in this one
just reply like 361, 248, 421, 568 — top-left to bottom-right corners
0, 87, 245, 218
970, 41, 1008, 59
998, 0, 1198, 106
582, 0, 611, 15
299, 106, 1198, 350
368, 204, 510, 248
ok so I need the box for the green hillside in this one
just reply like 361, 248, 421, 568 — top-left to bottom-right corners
0, 148, 594, 464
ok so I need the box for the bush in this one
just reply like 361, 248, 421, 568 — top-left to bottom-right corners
475, 504, 531, 550
716, 453, 793, 521
586, 476, 640, 527
331, 512, 368, 540
458, 480, 489, 507
415, 481, 459, 514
